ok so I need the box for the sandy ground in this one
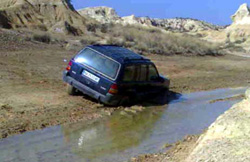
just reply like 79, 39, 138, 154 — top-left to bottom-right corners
150, 54, 250, 93
1, 31, 250, 141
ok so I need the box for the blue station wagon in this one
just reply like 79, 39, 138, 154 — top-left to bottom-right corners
63, 45, 170, 106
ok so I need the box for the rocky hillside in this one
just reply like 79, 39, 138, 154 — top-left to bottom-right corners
0, 1, 222, 56
1, 1, 249, 55
0, 0, 95, 35
78, 4, 250, 54
78, 6, 222, 32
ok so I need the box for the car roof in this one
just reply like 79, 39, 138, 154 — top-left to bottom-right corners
87, 45, 151, 63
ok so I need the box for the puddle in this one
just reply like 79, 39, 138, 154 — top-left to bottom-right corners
0, 87, 246, 162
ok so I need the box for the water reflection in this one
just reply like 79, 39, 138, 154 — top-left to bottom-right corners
62, 106, 166, 159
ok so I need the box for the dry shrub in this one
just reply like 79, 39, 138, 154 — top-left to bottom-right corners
32, 33, 51, 43
106, 25, 221, 56
80, 35, 99, 45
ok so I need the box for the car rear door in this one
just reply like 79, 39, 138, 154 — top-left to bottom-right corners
72, 48, 120, 95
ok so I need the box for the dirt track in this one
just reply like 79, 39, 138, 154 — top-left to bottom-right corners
1, 33, 250, 139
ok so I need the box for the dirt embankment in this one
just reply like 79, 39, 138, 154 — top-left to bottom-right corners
131, 135, 200, 162
185, 89, 250, 162
1, 29, 250, 139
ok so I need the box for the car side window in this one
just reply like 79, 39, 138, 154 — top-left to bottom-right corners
148, 64, 158, 80
122, 64, 158, 82
123, 65, 136, 82
139, 64, 147, 81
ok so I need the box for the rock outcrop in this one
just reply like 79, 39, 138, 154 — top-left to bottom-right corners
78, 6, 120, 24
78, 6, 222, 32
225, 3, 250, 52
186, 88, 250, 162
231, 3, 250, 25
0, 0, 46, 30
0, 0, 94, 35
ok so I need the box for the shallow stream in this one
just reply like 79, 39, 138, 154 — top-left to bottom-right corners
0, 87, 246, 162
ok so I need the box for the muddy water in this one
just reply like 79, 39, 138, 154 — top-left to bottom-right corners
0, 88, 246, 162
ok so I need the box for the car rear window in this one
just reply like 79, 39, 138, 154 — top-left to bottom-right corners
122, 64, 159, 82
74, 48, 120, 79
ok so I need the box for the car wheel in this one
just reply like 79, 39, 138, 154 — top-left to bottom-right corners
119, 96, 130, 106
67, 84, 77, 95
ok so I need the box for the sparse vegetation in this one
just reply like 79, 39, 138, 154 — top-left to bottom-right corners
105, 25, 222, 56
80, 36, 99, 45
86, 23, 98, 32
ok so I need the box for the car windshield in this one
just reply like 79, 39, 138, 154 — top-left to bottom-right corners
74, 48, 120, 79
122, 64, 159, 82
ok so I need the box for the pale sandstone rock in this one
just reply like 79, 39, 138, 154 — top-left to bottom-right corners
78, 6, 120, 24
231, 3, 250, 25
223, 4, 250, 52
78, 6, 221, 32
201, 3, 250, 53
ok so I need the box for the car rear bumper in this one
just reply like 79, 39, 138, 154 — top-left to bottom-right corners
63, 71, 121, 106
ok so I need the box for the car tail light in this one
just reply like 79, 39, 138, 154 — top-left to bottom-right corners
108, 84, 118, 94
66, 60, 73, 71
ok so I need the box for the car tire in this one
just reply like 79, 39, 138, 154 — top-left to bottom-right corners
119, 96, 130, 106
67, 84, 77, 95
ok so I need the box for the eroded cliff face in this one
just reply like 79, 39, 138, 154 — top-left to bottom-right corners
0, 0, 93, 35
0, 0, 45, 29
